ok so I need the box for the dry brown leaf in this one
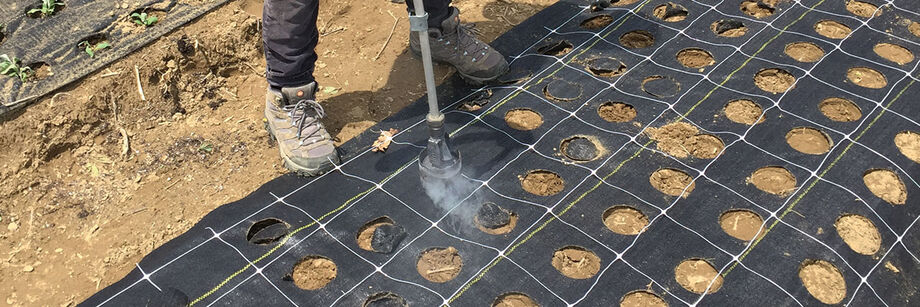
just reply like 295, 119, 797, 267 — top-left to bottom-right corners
372, 128, 398, 152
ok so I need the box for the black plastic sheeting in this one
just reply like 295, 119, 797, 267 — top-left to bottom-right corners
83, 0, 920, 306
0, 0, 231, 117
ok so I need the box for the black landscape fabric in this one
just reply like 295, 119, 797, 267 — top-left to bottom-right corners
0, 0, 231, 117
83, 0, 920, 306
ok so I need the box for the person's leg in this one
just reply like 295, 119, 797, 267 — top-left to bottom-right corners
405, 0, 452, 28
263, 0, 319, 89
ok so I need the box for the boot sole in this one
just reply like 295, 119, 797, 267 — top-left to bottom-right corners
264, 120, 339, 177
409, 48, 509, 85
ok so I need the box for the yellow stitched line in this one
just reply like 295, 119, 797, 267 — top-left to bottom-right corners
723, 78, 916, 275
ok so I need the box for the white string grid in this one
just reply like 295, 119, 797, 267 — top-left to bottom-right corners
92, 0, 920, 306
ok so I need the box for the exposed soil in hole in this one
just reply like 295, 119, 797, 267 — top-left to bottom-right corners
417, 247, 463, 283
754, 68, 796, 94
863, 169, 908, 205
719, 210, 763, 241
815, 20, 852, 39
543, 79, 582, 101
603, 206, 649, 235
25, 1, 66, 18
357, 217, 405, 253
581, 15, 614, 29
560, 136, 604, 162
740, 1, 775, 19
620, 290, 668, 307
873, 43, 914, 65
895, 131, 920, 164
911, 21, 920, 38
537, 40, 573, 56
784, 42, 825, 63
364, 292, 407, 307
585, 57, 627, 77
846, 1, 880, 18
505, 109, 544, 131
646, 122, 724, 159
711, 19, 748, 37
619, 30, 655, 49
724, 99, 765, 125
475, 203, 518, 235
641, 75, 681, 98
246, 218, 289, 245
819, 97, 862, 122
649, 168, 696, 198
785, 127, 832, 155
27, 62, 52, 81
674, 259, 723, 294
835, 214, 881, 255
676, 48, 715, 70
492, 292, 538, 307
551, 246, 601, 279
521, 170, 565, 196
291, 256, 337, 290
799, 260, 847, 304
847, 67, 888, 89
748, 166, 797, 196
598, 102, 637, 123
654, 2, 688, 22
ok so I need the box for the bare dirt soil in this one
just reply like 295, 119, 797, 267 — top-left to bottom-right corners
0, 0, 552, 305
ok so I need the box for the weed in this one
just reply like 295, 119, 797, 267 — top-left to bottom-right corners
197, 142, 215, 154
78, 41, 111, 58
28, 0, 64, 18
0, 54, 33, 82
131, 12, 159, 27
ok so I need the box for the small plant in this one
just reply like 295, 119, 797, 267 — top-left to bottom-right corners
0, 54, 33, 82
131, 12, 159, 27
28, 0, 64, 18
78, 41, 111, 58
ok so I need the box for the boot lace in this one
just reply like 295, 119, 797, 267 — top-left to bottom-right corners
284, 99, 328, 142
452, 23, 490, 62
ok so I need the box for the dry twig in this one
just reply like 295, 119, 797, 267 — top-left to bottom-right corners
134, 65, 146, 101
375, 11, 400, 61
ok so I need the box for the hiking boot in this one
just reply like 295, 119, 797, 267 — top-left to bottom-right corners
410, 7, 509, 84
264, 82, 339, 176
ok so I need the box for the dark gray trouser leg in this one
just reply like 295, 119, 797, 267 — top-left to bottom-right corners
262, 0, 452, 89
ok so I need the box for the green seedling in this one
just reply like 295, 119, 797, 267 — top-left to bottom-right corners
131, 12, 159, 27
0, 54, 34, 82
28, 0, 65, 18
78, 41, 111, 58
197, 142, 214, 154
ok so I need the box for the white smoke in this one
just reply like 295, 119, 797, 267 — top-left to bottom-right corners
421, 175, 481, 235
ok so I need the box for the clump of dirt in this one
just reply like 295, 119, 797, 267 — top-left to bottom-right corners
603, 206, 649, 235
364, 292, 407, 307
911, 21, 920, 38
653, 2, 688, 22
819, 97, 862, 122
620, 30, 655, 49
784, 42, 825, 63
847, 67, 888, 89
719, 209, 764, 241
862, 169, 907, 205
581, 15, 614, 29
786, 127, 832, 155
754, 68, 796, 94
357, 217, 394, 252
598, 102, 637, 123
641, 75, 681, 98
521, 170, 565, 196
646, 122, 724, 159
748, 166, 797, 196
846, 1, 880, 18
740, 1, 775, 19
834, 214, 881, 255
505, 109, 544, 131
894, 131, 920, 163
417, 247, 463, 283
560, 136, 604, 162
475, 202, 518, 235
815, 20, 852, 39
650, 168, 696, 198
799, 260, 847, 304
493, 292, 538, 307
711, 19, 748, 37
873, 43, 914, 65
620, 290, 667, 307
292, 256, 337, 290
676, 48, 715, 70
551, 246, 601, 279
674, 259, 723, 294
724, 99, 765, 125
